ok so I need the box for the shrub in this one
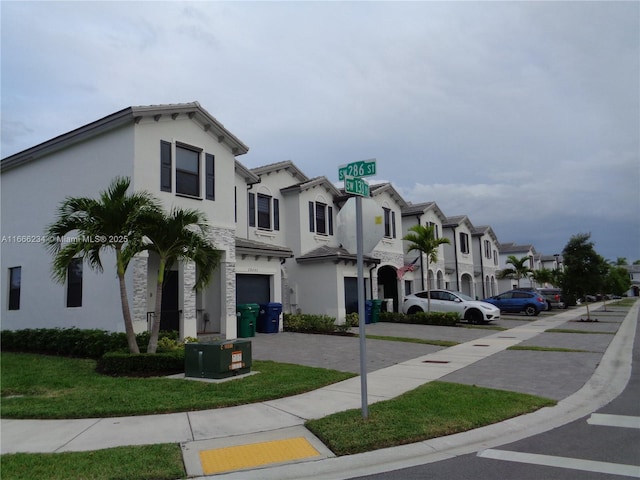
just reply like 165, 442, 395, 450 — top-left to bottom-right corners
379, 311, 459, 326
1, 328, 128, 358
284, 313, 347, 334
96, 350, 185, 376
0, 328, 184, 358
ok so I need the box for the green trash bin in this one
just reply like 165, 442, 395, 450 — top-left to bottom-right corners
236, 303, 259, 338
371, 299, 383, 323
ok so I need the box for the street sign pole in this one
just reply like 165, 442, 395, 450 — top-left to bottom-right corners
356, 195, 369, 419
339, 158, 376, 420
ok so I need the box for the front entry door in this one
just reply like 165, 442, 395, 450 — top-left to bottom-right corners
160, 270, 179, 332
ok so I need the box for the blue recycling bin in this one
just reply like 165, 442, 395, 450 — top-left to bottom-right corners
365, 300, 373, 324
257, 302, 283, 333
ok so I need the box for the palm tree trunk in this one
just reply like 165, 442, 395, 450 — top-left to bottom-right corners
147, 258, 165, 353
425, 256, 432, 314
116, 249, 139, 354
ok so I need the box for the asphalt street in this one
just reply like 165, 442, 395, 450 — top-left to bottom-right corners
349, 307, 640, 480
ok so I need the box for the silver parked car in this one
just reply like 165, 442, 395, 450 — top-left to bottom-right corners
402, 289, 501, 324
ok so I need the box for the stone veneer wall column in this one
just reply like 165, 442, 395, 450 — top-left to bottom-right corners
131, 252, 149, 334
209, 226, 236, 339
182, 260, 197, 339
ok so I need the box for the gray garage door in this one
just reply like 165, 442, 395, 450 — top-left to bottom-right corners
236, 274, 270, 305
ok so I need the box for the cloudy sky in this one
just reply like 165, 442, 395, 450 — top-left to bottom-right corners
2, 1, 639, 262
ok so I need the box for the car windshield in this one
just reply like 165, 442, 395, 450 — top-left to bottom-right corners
450, 291, 474, 302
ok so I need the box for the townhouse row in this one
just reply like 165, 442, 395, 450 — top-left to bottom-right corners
1, 102, 555, 340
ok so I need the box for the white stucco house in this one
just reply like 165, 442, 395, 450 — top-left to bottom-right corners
400, 201, 449, 295
497, 242, 539, 291
3, 101, 573, 338
471, 225, 500, 299
442, 215, 477, 297
0, 102, 284, 340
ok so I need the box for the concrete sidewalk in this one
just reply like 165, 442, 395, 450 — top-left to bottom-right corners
1, 302, 638, 479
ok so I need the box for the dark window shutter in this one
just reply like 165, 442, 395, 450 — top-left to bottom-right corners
308, 201, 315, 232
160, 140, 172, 192
274, 198, 280, 231
392, 211, 397, 238
328, 206, 334, 235
205, 153, 215, 200
248, 192, 256, 227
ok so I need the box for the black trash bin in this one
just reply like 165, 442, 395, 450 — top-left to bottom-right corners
257, 302, 282, 333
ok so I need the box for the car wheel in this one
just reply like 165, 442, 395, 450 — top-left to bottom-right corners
524, 305, 538, 316
546, 301, 552, 310
467, 310, 483, 325
407, 306, 423, 315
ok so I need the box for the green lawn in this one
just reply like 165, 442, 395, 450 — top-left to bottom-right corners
1, 444, 185, 480
0, 352, 354, 419
306, 381, 556, 455
1, 353, 557, 479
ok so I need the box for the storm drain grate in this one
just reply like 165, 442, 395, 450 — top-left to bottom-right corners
473, 344, 490, 347
498, 336, 516, 338
422, 360, 450, 364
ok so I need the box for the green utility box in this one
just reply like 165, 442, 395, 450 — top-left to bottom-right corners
184, 339, 252, 379
236, 303, 259, 338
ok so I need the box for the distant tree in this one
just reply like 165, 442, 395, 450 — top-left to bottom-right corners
634, 260, 640, 265
604, 265, 632, 297
498, 255, 532, 287
560, 233, 608, 320
135, 207, 221, 353
402, 224, 450, 313
45, 177, 159, 354
614, 257, 628, 266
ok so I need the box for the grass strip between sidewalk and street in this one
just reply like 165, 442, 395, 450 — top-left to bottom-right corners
306, 381, 556, 456
506, 345, 593, 353
2, 382, 556, 480
366, 335, 458, 347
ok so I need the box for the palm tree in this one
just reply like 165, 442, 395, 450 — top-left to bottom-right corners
498, 255, 532, 287
45, 177, 160, 354
531, 267, 554, 288
136, 207, 222, 353
403, 224, 450, 313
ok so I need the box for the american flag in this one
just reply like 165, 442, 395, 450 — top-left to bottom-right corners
397, 257, 420, 279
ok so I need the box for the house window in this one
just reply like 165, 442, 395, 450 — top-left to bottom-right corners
250, 193, 279, 231
484, 240, 492, 258
309, 201, 333, 235
176, 144, 200, 197
67, 258, 83, 308
493, 250, 498, 265
460, 232, 470, 254
383, 208, 396, 238
160, 141, 214, 200
257, 194, 271, 229
8, 266, 21, 310
427, 222, 439, 238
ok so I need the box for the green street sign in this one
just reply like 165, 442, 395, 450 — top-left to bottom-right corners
345, 176, 370, 197
338, 159, 376, 181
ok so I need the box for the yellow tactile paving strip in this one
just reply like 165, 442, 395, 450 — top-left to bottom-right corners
199, 436, 322, 475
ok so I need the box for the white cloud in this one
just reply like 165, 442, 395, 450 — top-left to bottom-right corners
1, 0, 638, 261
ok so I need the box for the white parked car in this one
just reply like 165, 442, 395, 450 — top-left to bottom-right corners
402, 289, 501, 324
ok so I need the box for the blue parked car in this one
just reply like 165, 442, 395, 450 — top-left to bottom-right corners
483, 289, 547, 316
